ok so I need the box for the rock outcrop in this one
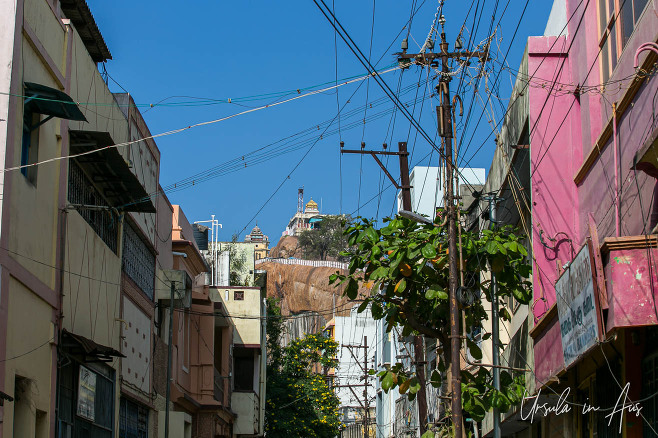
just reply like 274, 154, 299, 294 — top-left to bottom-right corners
269, 235, 302, 259
259, 261, 367, 318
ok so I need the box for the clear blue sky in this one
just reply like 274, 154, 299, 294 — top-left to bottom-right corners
88, 0, 553, 244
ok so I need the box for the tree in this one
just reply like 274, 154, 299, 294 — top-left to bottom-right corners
298, 215, 351, 261
330, 216, 531, 435
265, 298, 342, 438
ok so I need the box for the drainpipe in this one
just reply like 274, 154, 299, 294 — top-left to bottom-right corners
259, 296, 267, 435
613, 102, 620, 237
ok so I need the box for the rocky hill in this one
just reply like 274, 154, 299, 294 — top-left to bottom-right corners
259, 260, 366, 318
269, 235, 302, 259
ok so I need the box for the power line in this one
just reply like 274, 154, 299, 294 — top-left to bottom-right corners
4, 66, 401, 174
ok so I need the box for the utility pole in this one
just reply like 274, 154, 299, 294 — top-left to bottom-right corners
340, 142, 429, 435
398, 17, 489, 438
484, 195, 503, 438
165, 281, 175, 438
335, 336, 371, 438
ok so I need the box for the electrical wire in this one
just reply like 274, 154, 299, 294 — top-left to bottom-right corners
4, 65, 401, 175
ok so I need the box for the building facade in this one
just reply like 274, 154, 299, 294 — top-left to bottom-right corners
244, 226, 269, 261
282, 199, 325, 237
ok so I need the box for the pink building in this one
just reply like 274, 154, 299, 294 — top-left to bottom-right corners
502, 0, 658, 436
465, 0, 658, 435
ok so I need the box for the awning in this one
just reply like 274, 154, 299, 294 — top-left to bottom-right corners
60, 329, 125, 363
0, 390, 13, 406
59, 0, 112, 63
69, 130, 156, 213
633, 126, 658, 178
24, 82, 87, 122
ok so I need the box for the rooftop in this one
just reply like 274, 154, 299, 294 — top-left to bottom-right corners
60, 0, 112, 63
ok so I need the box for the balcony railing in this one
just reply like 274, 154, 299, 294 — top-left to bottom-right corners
214, 369, 230, 407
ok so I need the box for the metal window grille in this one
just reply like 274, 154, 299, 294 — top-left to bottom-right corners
119, 397, 148, 438
122, 222, 155, 299
68, 161, 118, 253
56, 361, 114, 438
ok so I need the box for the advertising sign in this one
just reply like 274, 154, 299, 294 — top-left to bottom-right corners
77, 366, 96, 421
555, 242, 602, 368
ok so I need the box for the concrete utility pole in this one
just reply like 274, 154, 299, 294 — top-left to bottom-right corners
335, 336, 372, 438
399, 19, 489, 438
484, 195, 503, 438
340, 142, 429, 435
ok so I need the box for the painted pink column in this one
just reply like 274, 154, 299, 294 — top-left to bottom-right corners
528, 35, 581, 322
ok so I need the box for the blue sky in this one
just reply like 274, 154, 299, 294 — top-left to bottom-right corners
88, 0, 553, 244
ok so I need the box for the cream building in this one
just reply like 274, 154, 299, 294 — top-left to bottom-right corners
281, 199, 325, 237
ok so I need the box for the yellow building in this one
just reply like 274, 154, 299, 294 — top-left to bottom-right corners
0, 0, 160, 436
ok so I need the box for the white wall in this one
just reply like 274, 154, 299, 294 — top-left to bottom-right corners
398, 166, 486, 218
334, 306, 378, 413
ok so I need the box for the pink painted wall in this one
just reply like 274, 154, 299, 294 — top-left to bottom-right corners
529, 35, 581, 323
533, 315, 565, 384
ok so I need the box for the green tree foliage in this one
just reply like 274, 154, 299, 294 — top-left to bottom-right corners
298, 215, 351, 261
265, 298, 342, 437
330, 216, 531, 432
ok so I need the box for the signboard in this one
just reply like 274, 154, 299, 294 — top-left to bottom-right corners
555, 241, 602, 368
77, 366, 96, 421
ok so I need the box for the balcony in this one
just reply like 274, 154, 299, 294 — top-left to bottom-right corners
214, 369, 230, 407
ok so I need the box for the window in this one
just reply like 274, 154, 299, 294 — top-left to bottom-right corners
68, 160, 119, 252
233, 348, 255, 391
233, 291, 244, 301
119, 397, 148, 438
57, 361, 115, 438
599, 0, 649, 82
122, 222, 155, 299
21, 109, 39, 184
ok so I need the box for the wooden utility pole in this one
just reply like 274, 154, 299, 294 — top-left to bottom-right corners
399, 23, 489, 437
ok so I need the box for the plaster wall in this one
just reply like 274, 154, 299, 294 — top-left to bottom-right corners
527, 35, 580, 321
121, 296, 152, 394
61, 212, 122, 349
209, 287, 262, 345
397, 166, 485, 217
232, 392, 259, 435
158, 410, 191, 438
2, 277, 55, 438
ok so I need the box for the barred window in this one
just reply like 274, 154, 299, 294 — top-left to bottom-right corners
122, 222, 155, 299
119, 397, 148, 438
68, 160, 119, 253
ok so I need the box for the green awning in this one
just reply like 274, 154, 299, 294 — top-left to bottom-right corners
24, 82, 87, 122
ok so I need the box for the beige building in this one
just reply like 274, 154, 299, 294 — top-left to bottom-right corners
209, 285, 266, 437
